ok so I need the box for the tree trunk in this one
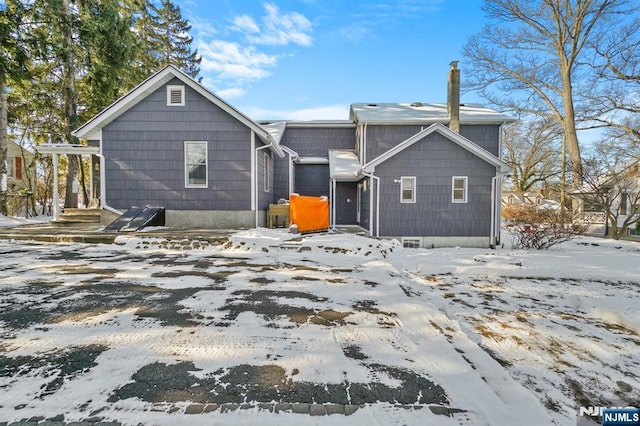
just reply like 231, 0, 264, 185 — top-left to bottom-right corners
560, 67, 582, 216
0, 74, 7, 215
62, 0, 78, 208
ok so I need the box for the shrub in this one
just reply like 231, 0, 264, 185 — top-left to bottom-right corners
503, 204, 585, 249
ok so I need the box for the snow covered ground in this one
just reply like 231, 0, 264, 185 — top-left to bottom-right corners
0, 220, 638, 425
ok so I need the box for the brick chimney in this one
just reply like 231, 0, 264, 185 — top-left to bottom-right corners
447, 61, 460, 133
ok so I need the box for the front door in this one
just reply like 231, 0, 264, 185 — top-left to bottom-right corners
335, 182, 358, 225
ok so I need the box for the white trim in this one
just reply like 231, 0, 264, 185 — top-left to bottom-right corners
400, 176, 416, 203
452, 176, 468, 203
363, 122, 510, 173
251, 132, 256, 211
254, 143, 271, 227
263, 151, 270, 192
73, 65, 283, 158
402, 238, 421, 249
166, 85, 185, 106
184, 141, 208, 188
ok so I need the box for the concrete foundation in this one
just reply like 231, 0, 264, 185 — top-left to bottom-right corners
166, 210, 266, 229
386, 236, 492, 249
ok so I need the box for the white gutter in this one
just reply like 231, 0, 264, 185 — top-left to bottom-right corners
281, 145, 298, 196
362, 171, 380, 237
491, 175, 497, 249
331, 179, 336, 229
363, 122, 368, 164
255, 142, 272, 227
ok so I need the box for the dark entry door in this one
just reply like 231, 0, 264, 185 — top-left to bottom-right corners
335, 182, 358, 225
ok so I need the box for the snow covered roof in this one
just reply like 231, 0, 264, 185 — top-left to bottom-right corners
349, 102, 515, 125
329, 150, 361, 181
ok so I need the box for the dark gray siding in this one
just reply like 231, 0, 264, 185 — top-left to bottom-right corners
294, 164, 329, 197
459, 125, 501, 157
102, 78, 257, 211
273, 153, 291, 202
374, 131, 495, 237
280, 127, 355, 157
273, 126, 354, 202
365, 124, 502, 163
364, 125, 423, 163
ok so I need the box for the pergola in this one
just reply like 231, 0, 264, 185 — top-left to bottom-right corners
37, 144, 100, 221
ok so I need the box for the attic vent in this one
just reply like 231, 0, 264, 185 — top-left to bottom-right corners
167, 85, 185, 106
410, 102, 423, 107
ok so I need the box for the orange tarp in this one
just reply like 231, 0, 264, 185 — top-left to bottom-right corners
289, 194, 329, 233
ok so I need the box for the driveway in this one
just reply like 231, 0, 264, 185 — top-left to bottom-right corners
1, 229, 604, 425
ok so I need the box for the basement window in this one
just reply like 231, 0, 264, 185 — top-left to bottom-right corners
402, 238, 421, 249
167, 85, 185, 106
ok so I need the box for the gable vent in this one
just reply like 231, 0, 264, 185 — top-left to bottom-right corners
167, 85, 185, 106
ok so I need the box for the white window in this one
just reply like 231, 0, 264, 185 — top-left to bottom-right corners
400, 176, 416, 203
402, 238, 421, 249
185, 141, 207, 188
167, 85, 185, 106
452, 176, 468, 203
263, 152, 270, 192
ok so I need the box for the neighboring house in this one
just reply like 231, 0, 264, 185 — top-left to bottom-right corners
572, 160, 640, 237
7, 140, 36, 193
501, 191, 560, 210
72, 63, 513, 248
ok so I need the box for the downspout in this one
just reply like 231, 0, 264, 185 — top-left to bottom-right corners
362, 171, 380, 237
491, 175, 497, 249
374, 174, 380, 237
331, 179, 336, 229
53, 152, 60, 221
363, 122, 368, 164
255, 143, 272, 228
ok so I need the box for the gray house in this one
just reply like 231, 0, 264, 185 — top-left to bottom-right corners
73, 63, 512, 248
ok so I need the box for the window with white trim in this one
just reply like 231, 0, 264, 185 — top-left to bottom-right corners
400, 176, 416, 203
263, 152, 270, 192
167, 85, 185, 106
402, 238, 421, 249
452, 176, 468, 203
185, 141, 207, 188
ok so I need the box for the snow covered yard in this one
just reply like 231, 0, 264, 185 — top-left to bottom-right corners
0, 228, 638, 425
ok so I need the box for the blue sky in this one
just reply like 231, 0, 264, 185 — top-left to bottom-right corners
175, 0, 487, 120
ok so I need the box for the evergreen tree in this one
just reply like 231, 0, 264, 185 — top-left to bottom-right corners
0, 0, 30, 215
151, 0, 201, 79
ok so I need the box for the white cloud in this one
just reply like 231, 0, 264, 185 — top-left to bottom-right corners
232, 15, 260, 34
235, 3, 313, 47
189, 17, 218, 39
242, 104, 350, 121
339, 23, 372, 44
198, 40, 277, 81
216, 87, 246, 99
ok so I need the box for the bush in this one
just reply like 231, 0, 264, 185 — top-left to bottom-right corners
503, 205, 585, 249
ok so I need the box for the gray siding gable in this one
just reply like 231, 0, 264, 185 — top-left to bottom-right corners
364, 123, 509, 174
373, 131, 496, 237
102, 78, 258, 211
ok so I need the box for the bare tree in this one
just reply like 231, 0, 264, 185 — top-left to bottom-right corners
587, 15, 640, 140
503, 118, 562, 193
575, 139, 640, 239
463, 0, 640, 207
